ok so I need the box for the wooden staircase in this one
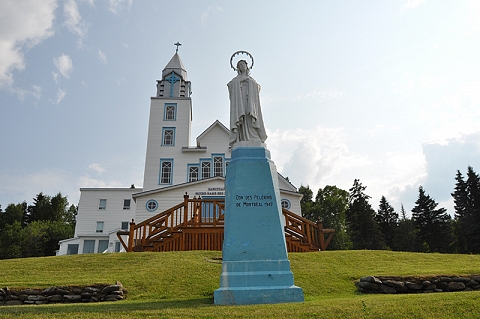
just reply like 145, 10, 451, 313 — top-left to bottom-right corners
117, 194, 334, 253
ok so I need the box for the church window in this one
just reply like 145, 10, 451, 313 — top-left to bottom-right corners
99, 199, 106, 210
281, 199, 291, 210
82, 240, 95, 254
146, 199, 158, 212
164, 103, 177, 120
67, 244, 79, 255
123, 199, 131, 210
213, 156, 224, 177
162, 128, 175, 146
188, 165, 199, 182
201, 161, 211, 179
96, 221, 104, 233
160, 159, 173, 184
97, 240, 109, 253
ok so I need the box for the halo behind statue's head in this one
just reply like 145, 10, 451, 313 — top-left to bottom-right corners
230, 51, 254, 73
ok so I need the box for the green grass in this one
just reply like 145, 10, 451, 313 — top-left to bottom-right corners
0, 250, 479, 318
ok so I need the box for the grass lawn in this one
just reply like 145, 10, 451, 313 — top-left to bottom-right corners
0, 250, 479, 318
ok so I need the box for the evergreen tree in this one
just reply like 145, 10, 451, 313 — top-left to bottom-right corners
25, 192, 51, 224
346, 179, 387, 250
375, 196, 398, 249
391, 204, 422, 252
464, 167, 480, 253
0, 192, 76, 259
451, 170, 468, 253
411, 186, 453, 253
0, 202, 26, 232
315, 185, 351, 250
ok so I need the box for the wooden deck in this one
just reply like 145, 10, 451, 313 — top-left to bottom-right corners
117, 194, 334, 253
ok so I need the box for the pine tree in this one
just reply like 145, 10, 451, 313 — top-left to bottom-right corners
375, 196, 398, 249
346, 179, 387, 250
464, 167, 480, 253
451, 170, 468, 253
411, 186, 453, 253
392, 204, 421, 252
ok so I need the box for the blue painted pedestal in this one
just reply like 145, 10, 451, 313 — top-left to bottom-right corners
214, 147, 304, 305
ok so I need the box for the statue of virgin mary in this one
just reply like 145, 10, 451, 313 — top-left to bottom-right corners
228, 59, 267, 148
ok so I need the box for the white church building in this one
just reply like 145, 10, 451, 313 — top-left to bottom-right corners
57, 50, 302, 255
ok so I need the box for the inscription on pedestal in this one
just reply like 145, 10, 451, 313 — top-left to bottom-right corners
235, 194, 274, 208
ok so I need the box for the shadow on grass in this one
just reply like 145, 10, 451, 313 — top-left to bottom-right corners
0, 298, 214, 315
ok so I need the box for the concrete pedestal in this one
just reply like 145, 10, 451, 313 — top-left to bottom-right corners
214, 147, 304, 305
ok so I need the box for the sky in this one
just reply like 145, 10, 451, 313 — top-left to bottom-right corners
1, 0, 480, 217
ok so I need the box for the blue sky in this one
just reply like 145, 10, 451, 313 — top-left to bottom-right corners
1, 0, 480, 216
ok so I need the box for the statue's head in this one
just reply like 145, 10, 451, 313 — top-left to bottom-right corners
236, 60, 250, 75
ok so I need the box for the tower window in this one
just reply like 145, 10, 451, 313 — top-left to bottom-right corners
213, 156, 224, 177
164, 104, 177, 120
160, 159, 173, 184
162, 128, 175, 146
201, 161, 211, 180
189, 165, 199, 182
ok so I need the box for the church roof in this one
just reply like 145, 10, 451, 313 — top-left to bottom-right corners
196, 120, 230, 144
162, 53, 188, 80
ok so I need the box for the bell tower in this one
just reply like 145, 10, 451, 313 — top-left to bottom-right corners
142, 43, 193, 192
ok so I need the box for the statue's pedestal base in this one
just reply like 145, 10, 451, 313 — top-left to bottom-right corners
214, 147, 304, 305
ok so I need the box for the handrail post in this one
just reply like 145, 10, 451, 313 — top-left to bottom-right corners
183, 192, 189, 226
127, 219, 135, 252
306, 222, 312, 245
317, 219, 325, 251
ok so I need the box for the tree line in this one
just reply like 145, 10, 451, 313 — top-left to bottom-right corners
299, 166, 480, 254
0, 192, 77, 259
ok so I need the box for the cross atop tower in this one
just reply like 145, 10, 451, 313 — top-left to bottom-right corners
174, 42, 182, 53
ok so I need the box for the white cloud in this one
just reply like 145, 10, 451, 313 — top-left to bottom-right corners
88, 163, 106, 174
50, 88, 67, 104
262, 89, 343, 108
201, 5, 223, 23
267, 126, 353, 189
267, 125, 428, 214
98, 49, 107, 63
53, 54, 73, 80
0, 0, 57, 87
6, 85, 43, 102
108, 0, 132, 14
63, 0, 88, 40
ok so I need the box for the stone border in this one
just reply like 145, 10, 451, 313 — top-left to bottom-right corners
356, 275, 480, 294
0, 281, 126, 306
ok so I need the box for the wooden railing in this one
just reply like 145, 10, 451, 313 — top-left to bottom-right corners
117, 194, 333, 253
117, 194, 224, 252
283, 208, 334, 251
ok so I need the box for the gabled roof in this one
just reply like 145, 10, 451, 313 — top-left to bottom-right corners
162, 53, 188, 80
196, 120, 230, 145
277, 173, 298, 192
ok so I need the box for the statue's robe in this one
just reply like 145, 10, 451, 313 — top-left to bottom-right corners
228, 74, 267, 148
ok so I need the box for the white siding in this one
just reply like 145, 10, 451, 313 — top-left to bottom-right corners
142, 97, 192, 191
75, 188, 139, 237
